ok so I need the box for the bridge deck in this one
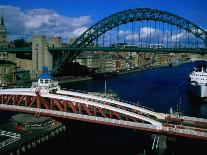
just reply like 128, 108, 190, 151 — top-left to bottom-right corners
0, 87, 207, 140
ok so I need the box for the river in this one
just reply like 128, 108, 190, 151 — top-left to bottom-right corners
2, 62, 207, 155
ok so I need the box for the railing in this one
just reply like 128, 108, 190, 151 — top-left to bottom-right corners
60, 88, 155, 112
162, 126, 207, 138
179, 116, 207, 122
1, 104, 207, 139
0, 104, 161, 130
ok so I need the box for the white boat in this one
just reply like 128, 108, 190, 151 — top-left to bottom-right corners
189, 62, 207, 97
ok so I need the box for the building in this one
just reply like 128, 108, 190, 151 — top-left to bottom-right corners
16, 58, 32, 71
75, 52, 100, 70
48, 36, 62, 48
0, 12, 8, 48
32, 35, 53, 78
0, 59, 16, 85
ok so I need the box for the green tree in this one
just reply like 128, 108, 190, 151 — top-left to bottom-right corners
2, 73, 13, 84
13, 39, 31, 48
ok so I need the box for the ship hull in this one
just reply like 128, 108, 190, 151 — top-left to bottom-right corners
189, 84, 207, 98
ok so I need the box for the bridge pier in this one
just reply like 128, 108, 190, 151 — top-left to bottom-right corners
21, 146, 26, 152
32, 35, 53, 78
151, 134, 167, 155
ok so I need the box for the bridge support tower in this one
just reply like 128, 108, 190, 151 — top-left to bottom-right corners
32, 35, 53, 78
151, 134, 167, 155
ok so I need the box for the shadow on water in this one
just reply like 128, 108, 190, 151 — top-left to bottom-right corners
20, 119, 153, 155
188, 92, 207, 118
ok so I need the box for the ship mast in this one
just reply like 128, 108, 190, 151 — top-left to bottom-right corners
104, 79, 107, 95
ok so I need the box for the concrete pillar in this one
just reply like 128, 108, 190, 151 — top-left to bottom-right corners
9, 151, 13, 155
37, 138, 41, 144
16, 149, 20, 155
27, 143, 31, 150
151, 134, 167, 155
45, 135, 49, 141
32, 141, 36, 148
32, 35, 53, 78
21, 146, 26, 152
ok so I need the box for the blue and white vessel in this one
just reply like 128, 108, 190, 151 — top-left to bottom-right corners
189, 62, 207, 98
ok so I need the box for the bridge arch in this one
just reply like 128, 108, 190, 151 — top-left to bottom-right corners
71, 8, 207, 48
53, 8, 207, 72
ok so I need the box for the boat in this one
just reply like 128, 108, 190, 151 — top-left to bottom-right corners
189, 62, 207, 98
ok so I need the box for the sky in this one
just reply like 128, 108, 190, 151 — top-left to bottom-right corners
0, 0, 206, 41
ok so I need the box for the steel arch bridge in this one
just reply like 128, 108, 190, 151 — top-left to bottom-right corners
53, 8, 207, 72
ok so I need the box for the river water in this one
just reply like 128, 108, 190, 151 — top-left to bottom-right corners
68, 62, 207, 118
2, 62, 207, 155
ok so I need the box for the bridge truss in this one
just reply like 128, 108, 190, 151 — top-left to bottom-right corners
53, 8, 207, 72
1, 87, 207, 140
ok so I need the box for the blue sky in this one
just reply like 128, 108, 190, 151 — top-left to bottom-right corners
0, 0, 206, 41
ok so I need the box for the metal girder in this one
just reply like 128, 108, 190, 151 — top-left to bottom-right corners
0, 94, 139, 122
49, 47, 207, 54
72, 8, 207, 48
53, 8, 207, 73
0, 48, 31, 53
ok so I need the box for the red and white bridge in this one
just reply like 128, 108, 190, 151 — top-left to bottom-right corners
0, 72, 207, 141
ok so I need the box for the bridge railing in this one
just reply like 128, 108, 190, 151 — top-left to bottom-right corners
1, 104, 207, 139
0, 104, 161, 131
162, 126, 207, 138
179, 116, 207, 122
60, 88, 155, 111
165, 113, 207, 122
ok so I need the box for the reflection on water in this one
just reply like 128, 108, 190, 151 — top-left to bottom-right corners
188, 92, 207, 118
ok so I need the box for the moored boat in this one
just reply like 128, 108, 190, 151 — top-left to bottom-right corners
189, 62, 207, 98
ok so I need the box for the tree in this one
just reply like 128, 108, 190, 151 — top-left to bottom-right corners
13, 39, 31, 48
2, 73, 14, 84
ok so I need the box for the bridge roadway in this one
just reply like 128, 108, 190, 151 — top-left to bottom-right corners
0, 87, 207, 140
1, 47, 207, 54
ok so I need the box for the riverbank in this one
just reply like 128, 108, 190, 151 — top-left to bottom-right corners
117, 61, 191, 76
117, 64, 170, 76
14, 76, 92, 86
54, 76, 92, 84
